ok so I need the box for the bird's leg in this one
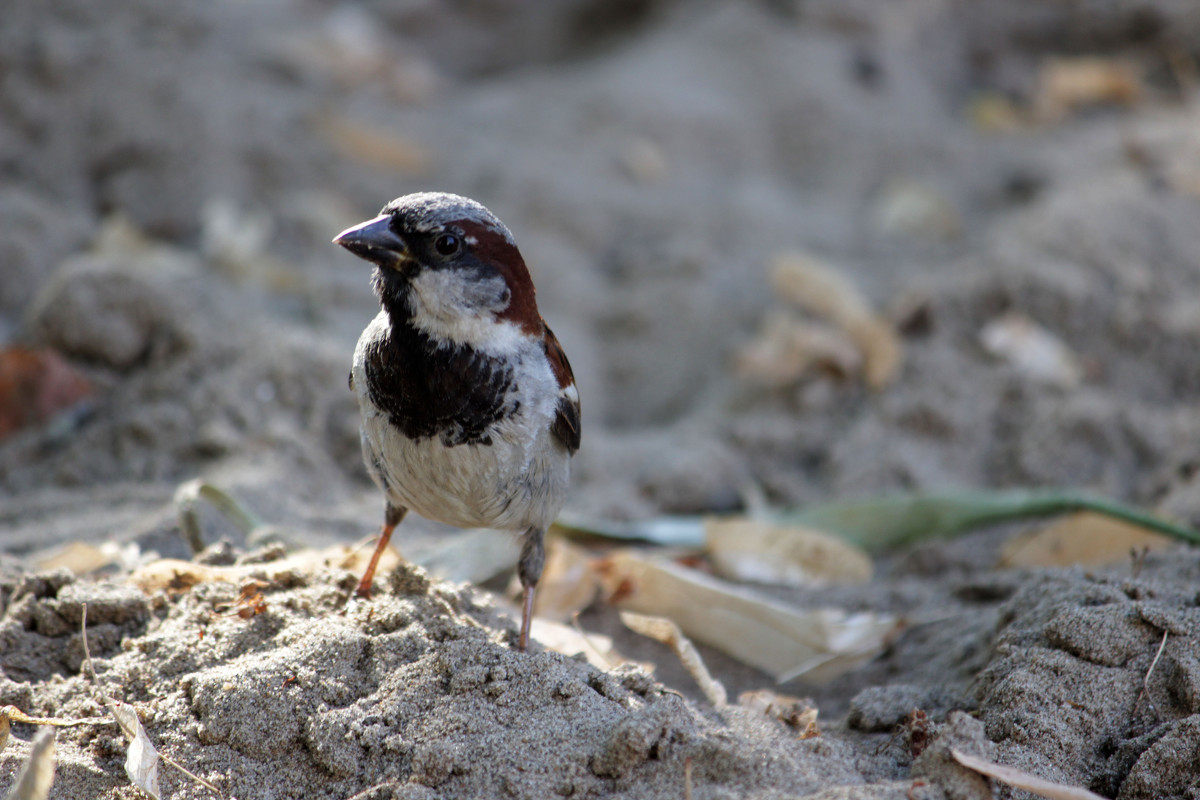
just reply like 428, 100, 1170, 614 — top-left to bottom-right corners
355, 503, 407, 599
516, 527, 546, 652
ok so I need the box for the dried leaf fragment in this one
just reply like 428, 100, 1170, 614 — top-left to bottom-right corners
771, 253, 870, 322
620, 611, 727, 707
81, 606, 218, 799
530, 537, 601, 622
1034, 57, 1142, 121
110, 702, 162, 800
735, 315, 861, 386
950, 748, 1107, 800
768, 253, 903, 389
870, 180, 961, 241
217, 580, 269, 619
1000, 511, 1175, 568
529, 618, 619, 671
600, 551, 899, 683
705, 517, 872, 587
4, 728, 55, 800
34, 542, 116, 575
979, 311, 1083, 388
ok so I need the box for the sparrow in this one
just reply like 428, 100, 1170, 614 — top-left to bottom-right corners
333, 192, 580, 651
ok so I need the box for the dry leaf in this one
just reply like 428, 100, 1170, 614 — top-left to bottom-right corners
34, 542, 115, 575
771, 252, 871, 324
950, 748, 1107, 800
80, 606, 162, 800
735, 315, 861, 386
4, 728, 55, 800
110, 702, 161, 800
870, 180, 961, 241
1000, 511, 1175, 568
769, 253, 903, 389
599, 551, 899, 683
1034, 57, 1141, 121
80, 607, 218, 799
980, 311, 1083, 388
529, 619, 618, 671
315, 115, 433, 174
620, 611, 727, 707
705, 517, 873, 587
851, 316, 903, 390
531, 537, 601, 622
218, 580, 269, 619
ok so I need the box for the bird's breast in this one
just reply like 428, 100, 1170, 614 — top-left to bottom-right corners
350, 310, 569, 530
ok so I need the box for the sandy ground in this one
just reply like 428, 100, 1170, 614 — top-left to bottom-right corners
3, 0, 1200, 797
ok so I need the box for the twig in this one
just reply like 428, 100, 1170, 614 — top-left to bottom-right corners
619, 611, 727, 708
80, 604, 97, 684
0, 705, 114, 733
1129, 546, 1149, 579
1133, 629, 1169, 719
338, 534, 382, 569
82, 604, 224, 798
159, 753, 222, 796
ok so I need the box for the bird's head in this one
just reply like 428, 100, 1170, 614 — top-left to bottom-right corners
334, 192, 541, 342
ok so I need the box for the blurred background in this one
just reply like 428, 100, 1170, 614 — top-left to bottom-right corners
3, 0, 1200, 556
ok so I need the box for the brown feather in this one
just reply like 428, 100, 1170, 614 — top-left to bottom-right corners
542, 322, 581, 453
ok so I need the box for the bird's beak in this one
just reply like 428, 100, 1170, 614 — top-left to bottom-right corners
333, 215, 408, 267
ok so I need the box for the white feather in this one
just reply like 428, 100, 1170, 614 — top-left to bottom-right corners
405, 268, 527, 353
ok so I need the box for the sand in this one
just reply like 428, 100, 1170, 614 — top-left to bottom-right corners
3, 0, 1200, 797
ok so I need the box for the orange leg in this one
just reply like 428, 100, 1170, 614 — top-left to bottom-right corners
356, 504, 405, 599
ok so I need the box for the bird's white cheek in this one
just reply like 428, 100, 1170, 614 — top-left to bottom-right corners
406, 270, 527, 353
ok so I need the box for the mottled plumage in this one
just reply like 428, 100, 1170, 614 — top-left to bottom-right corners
334, 192, 579, 651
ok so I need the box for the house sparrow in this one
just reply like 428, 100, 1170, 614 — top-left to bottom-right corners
333, 192, 580, 651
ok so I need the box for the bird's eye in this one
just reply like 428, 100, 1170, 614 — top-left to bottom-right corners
434, 233, 461, 256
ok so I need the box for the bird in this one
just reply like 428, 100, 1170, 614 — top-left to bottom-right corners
332, 192, 580, 652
